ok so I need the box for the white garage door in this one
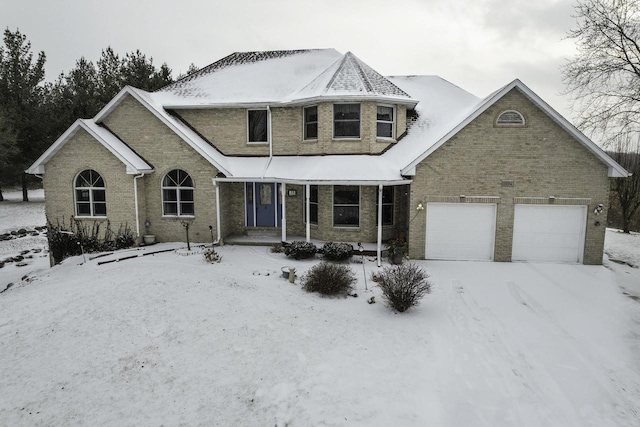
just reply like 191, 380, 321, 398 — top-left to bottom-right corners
426, 203, 496, 261
512, 205, 587, 263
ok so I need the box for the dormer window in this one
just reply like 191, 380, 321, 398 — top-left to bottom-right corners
248, 109, 268, 143
333, 104, 360, 139
496, 110, 525, 126
377, 105, 395, 139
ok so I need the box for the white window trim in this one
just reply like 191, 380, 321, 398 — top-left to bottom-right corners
161, 170, 195, 218
496, 109, 526, 126
332, 103, 361, 140
74, 170, 107, 218
303, 185, 319, 225
332, 185, 360, 228
376, 186, 394, 226
303, 105, 318, 142
376, 104, 395, 140
247, 109, 269, 145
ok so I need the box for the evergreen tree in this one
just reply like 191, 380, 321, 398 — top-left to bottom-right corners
0, 111, 18, 201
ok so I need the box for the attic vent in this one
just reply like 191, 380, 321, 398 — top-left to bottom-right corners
496, 110, 525, 126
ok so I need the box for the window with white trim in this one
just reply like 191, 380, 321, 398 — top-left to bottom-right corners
162, 169, 194, 216
376, 186, 394, 225
303, 185, 318, 225
248, 109, 268, 143
333, 104, 360, 138
376, 105, 394, 138
303, 106, 318, 140
333, 185, 359, 227
75, 169, 106, 217
496, 110, 525, 126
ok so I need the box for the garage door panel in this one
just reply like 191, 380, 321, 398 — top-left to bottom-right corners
512, 205, 586, 263
426, 203, 496, 261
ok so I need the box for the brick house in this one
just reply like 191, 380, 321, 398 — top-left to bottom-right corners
27, 49, 629, 265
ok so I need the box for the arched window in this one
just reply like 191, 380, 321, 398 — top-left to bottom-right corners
75, 169, 106, 217
162, 169, 194, 216
496, 110, 525, 126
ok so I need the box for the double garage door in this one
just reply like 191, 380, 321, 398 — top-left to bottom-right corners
425, 203, 587, 263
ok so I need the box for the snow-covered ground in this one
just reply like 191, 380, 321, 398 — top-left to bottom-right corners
1, 191, 640, 426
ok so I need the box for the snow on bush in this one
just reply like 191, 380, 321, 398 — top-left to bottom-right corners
377, 263, 431, 312
321, 242, 353, 262
284, 241, 317, 260
301, 262, 356, 297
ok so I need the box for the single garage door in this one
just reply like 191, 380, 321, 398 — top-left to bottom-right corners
512, 205, 587, 263
426, 203, 496, 261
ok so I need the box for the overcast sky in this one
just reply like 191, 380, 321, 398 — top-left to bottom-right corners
3, 0, 579, 124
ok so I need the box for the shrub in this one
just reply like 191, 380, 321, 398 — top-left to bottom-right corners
301, 262, 356, 296
377, 263, 431, 312
284, 241, 317, 260
322, 242, 353, 262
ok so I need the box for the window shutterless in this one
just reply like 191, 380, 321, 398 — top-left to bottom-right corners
333, 104, 360, 138
303, 106, 318, 140
162, 169, 194, 216
74, 169, 106, 217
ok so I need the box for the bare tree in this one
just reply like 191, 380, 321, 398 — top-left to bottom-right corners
562, 0, 640, 145
609, 135, 640, 232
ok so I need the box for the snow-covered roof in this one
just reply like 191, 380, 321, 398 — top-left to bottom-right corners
154, 49, 417, 108
26, 119, 153, 175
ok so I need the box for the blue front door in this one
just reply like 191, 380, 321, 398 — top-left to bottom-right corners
246, 182, 281, 227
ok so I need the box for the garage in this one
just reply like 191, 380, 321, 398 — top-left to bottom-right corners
425, 203, 496, 261
512, 205, 587, 263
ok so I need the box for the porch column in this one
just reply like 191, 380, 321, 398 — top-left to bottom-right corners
281, 182, 287, 242
377, 184, 383, 267
305, 184, 311, 243
213, 179, 222, 242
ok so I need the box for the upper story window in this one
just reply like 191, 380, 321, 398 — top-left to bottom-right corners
377, 105, 395, 139
376, 186, 394, 226
162, 169, 194, 216
333, 104, 360, 139
496, 110, 525, 126
248, 109, 268, 143
333, 185, 359, 227
303, 106, 318, 140
75, 169, 106, 217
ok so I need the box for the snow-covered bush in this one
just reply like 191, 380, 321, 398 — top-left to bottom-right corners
301, 262, 356, 296
321, 242, 353, 262
376, 263, 431, 312
284, 241, 317, 260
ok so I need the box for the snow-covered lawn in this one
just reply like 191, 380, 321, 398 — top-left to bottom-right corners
1, 192, 640, 426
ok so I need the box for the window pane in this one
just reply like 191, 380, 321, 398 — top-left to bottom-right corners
304, 106, 317, 122
377, 106, 393, 121
334, 206, 359, 226
93, 202, 107, 216
249, 110, 268, 142
180, 202, 194, 216
93, 175, 105, 187
310, 204, 318, 224
310, 185, 318, 203
76, 189, 90, 202
334, 186, 359, 204
334, 104, 360, 120
76, 203, 91, 216
382, 205, 393, 225
334, 121, 360, 138
93, 189, 106, 202
377, 122, 393, 138
180, 189, 194, 202
76, 170, 92, 187
163, 189, 177, 202
382, 187, 394, 204
305, 123, 318, 139
164, 202, 178, 215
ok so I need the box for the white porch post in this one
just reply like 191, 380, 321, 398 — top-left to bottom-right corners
305, 184, 311, 243
281, 182, 287, 242
377, 184, 383, 267
213, 179, 222, 242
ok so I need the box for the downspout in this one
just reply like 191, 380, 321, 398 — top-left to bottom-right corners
260, 105, 274, 179
133, 173, 145, 239
212, 179, 222, 243
377, 184, 383, 267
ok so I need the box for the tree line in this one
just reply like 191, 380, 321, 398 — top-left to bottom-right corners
0, 28, 197, 201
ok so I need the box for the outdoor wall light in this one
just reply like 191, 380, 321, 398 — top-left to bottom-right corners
594, 204, 604, 215
416, 202, 424, 211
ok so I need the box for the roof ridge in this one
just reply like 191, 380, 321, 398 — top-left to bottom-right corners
345, 52, 374, 93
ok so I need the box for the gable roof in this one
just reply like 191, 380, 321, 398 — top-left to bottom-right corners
389, 78, 630, 178
26, 119, 153, 175
153, 49, 417, 108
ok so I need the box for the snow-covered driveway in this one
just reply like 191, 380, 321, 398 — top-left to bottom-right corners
1, 243, 640, 427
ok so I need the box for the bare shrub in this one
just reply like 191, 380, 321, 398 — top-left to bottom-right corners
301, 262, 356, 297
377, 263, 431, 312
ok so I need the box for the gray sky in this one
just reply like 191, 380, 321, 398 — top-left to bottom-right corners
3, 0, 579, 124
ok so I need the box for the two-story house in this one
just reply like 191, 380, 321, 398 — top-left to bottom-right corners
27, 49, 629, 265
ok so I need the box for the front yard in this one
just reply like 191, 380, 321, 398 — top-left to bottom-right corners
1, 190, 640, 426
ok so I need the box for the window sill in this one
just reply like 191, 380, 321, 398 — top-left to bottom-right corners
247, 141, 269, 145
302, 139, 318, 143
74, 216, 108, 220
162, 215, 196, 219
332, 138, 361, 142
332, 225, 360, 229
376, 137, 396, 143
